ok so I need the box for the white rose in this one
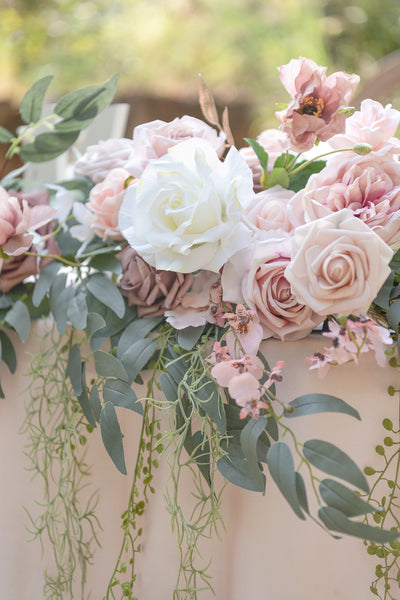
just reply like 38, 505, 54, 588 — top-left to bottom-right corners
118, 138, 254, 273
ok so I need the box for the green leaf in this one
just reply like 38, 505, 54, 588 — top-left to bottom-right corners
100, 402, 127, 475
67, 344, 83, 396
288, 160, 326, 192
103, 379, 143, 415
32, 261, 61, 307
284, 393, 360, 420
87, 273, 125, 319
319, 479, 376, 517
19, 75, 53, 123
240, 417, 267, 491
19, 131, 80, 162
89, 254, 122, 274
266, 167, 290, 189
303, 439, 369, 493
54, 85, 107, 119
374, 271, 395, 311
243, 137, 269, 171
319, 506, 399, 543
187, 430, 211, 486
89, 384, 102, 423
0, 126, 14, 144
50, 278, 74, 335
387, 298, 400, 330
177, 325, 205, 351
217, 455, 265, 492
67, 291, 88, 330
0, 330, 17, 373
119, 338, 157, 384
160, 372, 179, 404
195, 377, 226, 434
77, 363, 96, 427
5, 301, 31, 343
267, 441, 305, 519
117, 317, 161, 358
86, 312, 106, 337
296, 472, 309, 514
94, 350, 129, 382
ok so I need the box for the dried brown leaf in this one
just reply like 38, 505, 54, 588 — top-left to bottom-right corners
222, 106, 235, 147
198, 74, 220, 128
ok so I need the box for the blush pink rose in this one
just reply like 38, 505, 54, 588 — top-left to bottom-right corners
125, 116, 226, 178
74, 138, 136, 183
242, 236, 322, 341
239, 128, 288, 191
276, 57, 359, 152
302, 153, 400, 246
329, 99, 400, 156
0, 187, 32, 255
285, 209, 393, 317
243, 186, 303, 235
87, 168, 133, 241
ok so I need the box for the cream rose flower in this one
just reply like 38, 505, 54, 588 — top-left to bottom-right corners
118, 138, 254, 273
285, 209, 393, 317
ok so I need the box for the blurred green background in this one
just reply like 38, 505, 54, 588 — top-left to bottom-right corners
1, 0, 400, 139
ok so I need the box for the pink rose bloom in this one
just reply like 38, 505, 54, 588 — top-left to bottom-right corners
276, 57, 359, 152
242, 236, 322, 341
239, 128, 288, 191
302, 153, 400, 246
285, 209, 393, 317
0, 187, 32, 255
74, 138, 136, 183
125, 116, 226, 178
329, 99, 400, 156
87, 168, 133, 241
243, 186, 303, 235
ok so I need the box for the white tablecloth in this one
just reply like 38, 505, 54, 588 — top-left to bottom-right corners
0, 330, 397, 599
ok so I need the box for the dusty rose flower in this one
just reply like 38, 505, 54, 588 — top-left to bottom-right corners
242, 236, 322, 341
302, 153, 400, 246
125, 116, 226, 178
0, 187, 32, 255
243, 186, 302, 235
87, 168, 133, 241
0, 189, 59, 293
329, 99, 400, 156
276, 57, 359, 152
117, 246, 193, 317
285, 209, 393, 317
74, 138, 136, 183
239, 128, 288, 191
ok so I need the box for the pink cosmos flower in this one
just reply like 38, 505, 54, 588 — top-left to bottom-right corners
302, 153, 400, 246
87, 168, 134, 241
329, 99, 400, 156
276, 57, 359, 152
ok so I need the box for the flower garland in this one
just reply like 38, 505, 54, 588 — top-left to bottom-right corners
1, 57, 400, 599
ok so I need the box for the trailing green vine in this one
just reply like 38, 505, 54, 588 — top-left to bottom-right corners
22, 322, 101, 600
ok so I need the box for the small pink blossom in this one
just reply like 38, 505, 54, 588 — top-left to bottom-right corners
87, 168, 134, 241
224, 304, 263, 357
228, 372, 268, 420
276, 57, 359, 152
265, 360, 285, 388
329, 99, 400, 156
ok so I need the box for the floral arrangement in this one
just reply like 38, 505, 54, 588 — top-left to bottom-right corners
1, 57, 400, 599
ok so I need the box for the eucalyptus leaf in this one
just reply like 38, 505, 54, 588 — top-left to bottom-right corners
5, 301, 31, 343
103, 379, 143, 415
19, 131, 80, 162
94, 350, 129, 382
217, 455, 265, 492
387, 298, 400, 330
67, 291, 88, 330
32, 261, 61, 307
160, 372, 179, 405
87, 273, 125, 319
117, 318, 161, 358
67, 344, 83, 397
89, 254, 122, 274
77, 363, 96, 427
240, 417, 267, 491
374, 271, 395, 311
50, 279, 74, 335
54, 85, 107, 119
303, 439, 369, 493
100, 402, 127, 475
86, 312, 106, 338
195, 377, 226, 435
0, 330, 17, 373
177, 325, 205, 351
0, 126, 14, 143
267, 442, 305, 519
284, 393, 360, 420
119, 338, 157, 384
319, 506, 399, 543
89, 384, 102, 423
320, 479, 376, 517
296, 472, 309, 514
19, 75, 53, 123
187, 430, 211, 486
